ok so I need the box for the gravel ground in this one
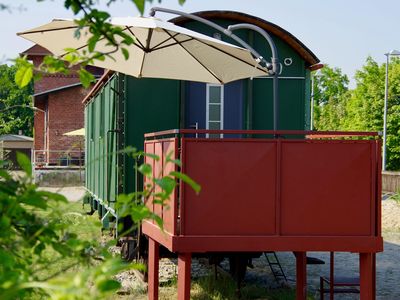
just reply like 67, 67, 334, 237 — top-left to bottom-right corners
57, 187, 400, 299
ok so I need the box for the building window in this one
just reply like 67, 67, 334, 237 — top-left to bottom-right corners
206, 84, 224, 138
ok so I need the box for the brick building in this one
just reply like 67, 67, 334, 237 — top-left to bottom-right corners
22, 45, 103, 166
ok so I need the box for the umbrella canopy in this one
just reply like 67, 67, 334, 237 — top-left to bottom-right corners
63, 128, 85, 136
18, 17, 267, 84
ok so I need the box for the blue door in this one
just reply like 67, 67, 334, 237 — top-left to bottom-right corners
184, 80, 244, 135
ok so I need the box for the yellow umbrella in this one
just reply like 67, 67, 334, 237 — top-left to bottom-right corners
63, 128, 85, 136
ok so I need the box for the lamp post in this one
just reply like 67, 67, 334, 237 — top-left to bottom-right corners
383, 49, 400, 171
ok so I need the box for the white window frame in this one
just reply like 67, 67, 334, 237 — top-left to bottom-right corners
206, 83, 224, 138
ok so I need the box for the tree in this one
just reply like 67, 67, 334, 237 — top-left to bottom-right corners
343, 56, 400, 170
0, 64, 34, 136
342, 57, 385, 131
312, 65, 349, 130
314, 58, 400, 170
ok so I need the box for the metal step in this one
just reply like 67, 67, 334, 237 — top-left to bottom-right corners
264, 252, 287, 283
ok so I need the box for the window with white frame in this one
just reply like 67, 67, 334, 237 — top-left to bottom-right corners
206, 84, 224, 137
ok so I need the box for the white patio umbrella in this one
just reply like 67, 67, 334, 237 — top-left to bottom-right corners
18, 17, 267, 84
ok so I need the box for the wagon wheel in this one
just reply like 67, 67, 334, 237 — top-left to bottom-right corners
120, 238, 137, 261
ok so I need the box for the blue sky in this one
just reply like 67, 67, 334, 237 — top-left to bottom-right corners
1, 0, 399, 87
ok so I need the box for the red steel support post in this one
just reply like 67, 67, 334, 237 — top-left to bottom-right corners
295, 251, 307, 300
178, 253, 192, 300
360, 253, 375, 300
148, 238, 159, 300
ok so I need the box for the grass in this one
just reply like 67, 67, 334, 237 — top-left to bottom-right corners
36, 202, 316, 299
128, 271, 314, 300
35, 201, 103, 281
191, 272, 315, 300
391, 192, 400, 203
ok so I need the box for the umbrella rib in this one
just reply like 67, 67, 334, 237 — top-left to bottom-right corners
163, 29, 223, 84
125, 26, 146, 50
145, 28, 154, 51
59, 27, 143, 58
151, 38, 194, 52
139, 28, 153, 77
17, 25, 79, 35
192, 37, 267, 73
150, 33, 181, 51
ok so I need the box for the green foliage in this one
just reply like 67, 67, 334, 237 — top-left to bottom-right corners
0, 153, 134, 299
313, 58, 400, 170
312, 65, 349, 131
343, 57, 384, 131
344, 57, 400, 170
78, 67, 96, 88
0, 64, 34, 136
116, 149, 200, 234
0, 150, 198, 299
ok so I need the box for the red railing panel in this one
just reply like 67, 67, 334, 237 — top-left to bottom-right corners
181, 139, 277, 236
161, 139, 178, 235
143, 130, 381, 251
144, 138, 178, 235
280, 140, 375, 236
144, 141, 155, 225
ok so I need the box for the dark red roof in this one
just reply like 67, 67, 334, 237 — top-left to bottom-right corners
20, 44, 52, 57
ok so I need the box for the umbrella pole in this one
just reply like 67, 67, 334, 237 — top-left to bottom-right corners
149, 7, 280, 131
227, 23, 280, 132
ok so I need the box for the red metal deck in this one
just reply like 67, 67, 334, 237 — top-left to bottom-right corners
142, 129, 382, 300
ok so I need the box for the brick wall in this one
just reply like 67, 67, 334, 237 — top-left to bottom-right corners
23, 45, 103, 165
47, 86, 86, 152
33, 97, 46, 151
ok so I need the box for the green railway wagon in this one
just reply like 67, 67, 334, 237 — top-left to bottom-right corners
83, 10, 320, 249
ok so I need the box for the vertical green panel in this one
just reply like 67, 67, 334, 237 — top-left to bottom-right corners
84, 106, 88, 189
252, 78, 305, 130
94, 99, 99, 197
124, 77, 180, 193
106, 79, 115, 203
90, 103, 95, 192
97, 89, 104, 200
85, 74, 120, 205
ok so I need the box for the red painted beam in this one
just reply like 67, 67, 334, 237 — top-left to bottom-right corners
148, 238, 159, 300
294, 252, 307, 300
178, 253, 192, 300
171, 236, 383, 253
360, 253, 375, 300
142, 220, 383, 253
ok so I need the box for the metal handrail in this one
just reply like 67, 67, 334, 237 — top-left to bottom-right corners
32, 149, 85, 168
144, 129, 380, 139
